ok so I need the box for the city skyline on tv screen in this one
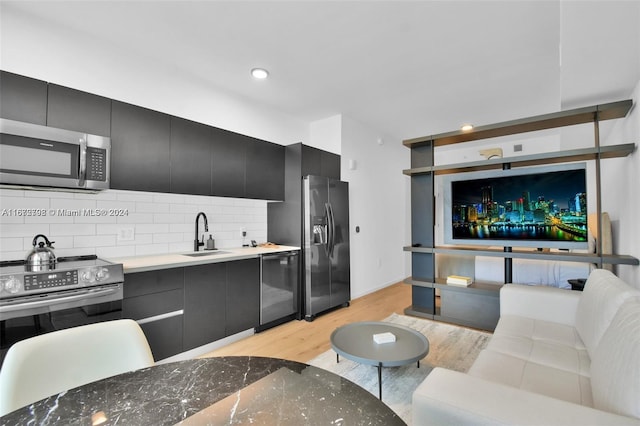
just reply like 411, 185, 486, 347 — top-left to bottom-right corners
450, 168, 588, 243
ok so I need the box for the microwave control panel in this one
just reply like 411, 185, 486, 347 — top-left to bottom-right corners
86, 147, 107, 181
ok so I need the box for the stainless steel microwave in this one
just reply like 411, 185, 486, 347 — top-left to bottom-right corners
0, 118, 110, 191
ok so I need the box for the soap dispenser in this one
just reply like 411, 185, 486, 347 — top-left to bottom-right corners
206, 234, 215, 250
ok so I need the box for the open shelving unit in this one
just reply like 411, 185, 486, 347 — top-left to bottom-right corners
403, 99, 638, 331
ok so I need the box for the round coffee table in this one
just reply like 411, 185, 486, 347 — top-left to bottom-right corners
330, 321, 430, 400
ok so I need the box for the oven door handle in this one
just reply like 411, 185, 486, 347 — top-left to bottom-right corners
0, 286, 121, 313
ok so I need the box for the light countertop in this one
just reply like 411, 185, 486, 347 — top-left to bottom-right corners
108, 245, 300, 273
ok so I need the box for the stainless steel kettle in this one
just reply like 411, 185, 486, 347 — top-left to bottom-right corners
25, 234, 57, 271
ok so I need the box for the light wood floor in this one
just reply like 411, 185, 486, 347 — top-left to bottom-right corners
199, 282, 412, 363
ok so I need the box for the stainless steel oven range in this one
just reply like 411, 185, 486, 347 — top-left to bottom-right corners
0, 255, 124, 365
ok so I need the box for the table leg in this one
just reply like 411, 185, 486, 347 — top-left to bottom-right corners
336, 353, 339, 363
417, 360, 420, 368
377, 363, 382, 400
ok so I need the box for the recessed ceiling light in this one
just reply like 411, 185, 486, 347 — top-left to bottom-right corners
461, 124, 474, 131
251, 68, 269, 79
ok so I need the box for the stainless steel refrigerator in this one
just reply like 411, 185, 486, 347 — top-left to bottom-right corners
303, 175, 350, 321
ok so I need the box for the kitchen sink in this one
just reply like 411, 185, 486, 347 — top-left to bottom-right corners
182, 251, 230, 257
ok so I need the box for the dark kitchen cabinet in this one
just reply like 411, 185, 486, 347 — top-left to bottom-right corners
183, 263, 227, 351
122, 268, 184, 361
110, 101, 171, 192
211, 127, 246, 198
0, 71, 47, 125
47, 84, 112, 136
138, 315, 184, 362
1, 70, 288, 201
225, 258, 260, 335
267, 143, 341, 247
301, 145, 341, 180
245, 138, 284, 200
170, 117, 212, 195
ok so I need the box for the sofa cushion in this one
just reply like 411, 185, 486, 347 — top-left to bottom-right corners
469, 349, 593, 407
590, 300, 640, 419
575, 269, 640, 355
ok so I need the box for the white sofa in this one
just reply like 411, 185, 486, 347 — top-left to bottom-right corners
413, 269, 640, 425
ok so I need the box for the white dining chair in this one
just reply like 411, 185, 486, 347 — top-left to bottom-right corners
0, 319, 154, 416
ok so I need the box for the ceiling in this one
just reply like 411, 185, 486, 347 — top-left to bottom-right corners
1, 1, 639, 142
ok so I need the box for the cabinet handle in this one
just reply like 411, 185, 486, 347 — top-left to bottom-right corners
136, 309, 183, 325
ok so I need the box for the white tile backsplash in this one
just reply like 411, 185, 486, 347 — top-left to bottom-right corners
0, 188, 269, 261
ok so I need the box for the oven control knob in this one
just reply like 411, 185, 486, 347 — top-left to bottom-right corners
81, 270, 94, 282
3, 276, 22, 294
95, 267, 109, 281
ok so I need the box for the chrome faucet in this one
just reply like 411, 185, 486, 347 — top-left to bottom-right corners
194, 212, 209, 251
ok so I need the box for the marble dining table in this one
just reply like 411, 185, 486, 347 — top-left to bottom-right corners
0, 356, 406, 425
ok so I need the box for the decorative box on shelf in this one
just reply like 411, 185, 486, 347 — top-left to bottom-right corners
446, 275, 473, 286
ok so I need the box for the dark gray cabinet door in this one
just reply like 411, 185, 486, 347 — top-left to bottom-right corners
301, 145, 341, 180
245, 138, 284, 200
0, 71, 47, 125
110, 101, 171, 192
211, 127, 246, 198
183, 263, 227, 351
170, 117, 212, 195
122, 269, 184, 360
139, 316, 183, 362
47, 84, 112, 136
321, 151, 341, 180
225, 258, 260, 336
123, 268, 184, 298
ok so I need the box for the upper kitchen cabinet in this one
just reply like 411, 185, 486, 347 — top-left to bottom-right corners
170, 117, 212, 195
245, 137, 284, 200
301, 145, 341, 180
0, 71, 47, 125
211, 127, 247, 198
111, 101, 171, 192
47, 84, 112, 136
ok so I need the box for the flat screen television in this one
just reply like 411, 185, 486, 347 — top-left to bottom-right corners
442, 163, 589, 250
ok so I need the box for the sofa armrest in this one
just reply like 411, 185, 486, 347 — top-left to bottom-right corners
413, 368, 640, 426
500, 283, 581, 326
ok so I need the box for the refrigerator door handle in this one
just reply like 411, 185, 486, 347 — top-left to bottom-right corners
327, 202, 336, 258
324, 203, 333, 257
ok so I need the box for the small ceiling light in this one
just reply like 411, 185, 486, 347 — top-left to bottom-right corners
461, 124, 474, 132
251, 68, 269, 79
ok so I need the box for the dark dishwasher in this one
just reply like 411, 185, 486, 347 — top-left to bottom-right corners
256, 251, 299, 332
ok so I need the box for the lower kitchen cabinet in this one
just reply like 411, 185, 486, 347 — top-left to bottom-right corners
122, 268, 184, 361
123, 258, 261, 360
183, 263, 226, 351
225, 258, 260, 335
139, 315, 183, 362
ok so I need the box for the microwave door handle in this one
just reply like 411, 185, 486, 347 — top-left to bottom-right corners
78, 137, 87, 187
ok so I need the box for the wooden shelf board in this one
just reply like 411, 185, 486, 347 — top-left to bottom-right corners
404, 305, 435, 319
403, 143, 636, 176
433, 278, 503, 294
403, 246, 639, 265
403, 277, 434, 288
403, 99, 632, 148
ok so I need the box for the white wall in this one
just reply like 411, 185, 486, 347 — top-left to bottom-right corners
340, 116, 410, 298
309, 115, 342, 155
601, 79, 640, 288
0, 188, 267, 261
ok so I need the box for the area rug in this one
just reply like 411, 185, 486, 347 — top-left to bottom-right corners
307, 313, 491, 425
